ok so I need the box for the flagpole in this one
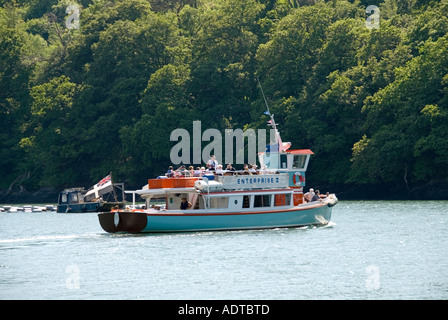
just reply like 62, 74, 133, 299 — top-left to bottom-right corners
110, 172, 118, 202
257, 76, 281, 145
257, 76, 271, 119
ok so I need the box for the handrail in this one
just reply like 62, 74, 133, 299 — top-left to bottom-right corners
163, 169, 283, 178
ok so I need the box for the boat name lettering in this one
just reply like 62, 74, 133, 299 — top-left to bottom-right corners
237, 177, 279, 185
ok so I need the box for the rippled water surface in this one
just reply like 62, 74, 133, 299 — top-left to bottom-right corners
1, 201, 447, 299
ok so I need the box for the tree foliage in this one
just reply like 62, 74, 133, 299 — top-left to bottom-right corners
1, 0, 447, 193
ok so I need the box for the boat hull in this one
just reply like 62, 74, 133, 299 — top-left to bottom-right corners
98, 201, 335, 233
57, 201, 124, 213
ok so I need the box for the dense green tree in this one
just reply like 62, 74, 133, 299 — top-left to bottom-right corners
120, 63, 194, 184
0, 3, 46, 189
187, 0, 264, 129
19, 76, 80, 187
351, 34, 448, 186
1, 0, 448, 198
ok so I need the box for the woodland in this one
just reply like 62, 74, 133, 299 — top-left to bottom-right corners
1, 0, 447, 201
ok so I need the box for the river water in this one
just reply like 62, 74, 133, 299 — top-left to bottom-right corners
0, 201, 447, 300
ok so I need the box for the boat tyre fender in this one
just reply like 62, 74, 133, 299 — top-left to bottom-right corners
114, 211, 120, 227
327, 196, 338, 207
82, 205, 86, 212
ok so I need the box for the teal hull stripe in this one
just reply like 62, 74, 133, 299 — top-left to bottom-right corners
142, 205, 332, 233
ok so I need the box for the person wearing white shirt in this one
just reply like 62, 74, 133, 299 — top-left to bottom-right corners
215, 164, 225, 175
206, 155, 218, 171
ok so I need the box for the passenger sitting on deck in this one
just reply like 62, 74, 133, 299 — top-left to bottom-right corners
180, 197, 192, 210
174, 165, 186, 177
166, 166, 174, 177
215, 164, 224, 175
194, 167, 202, 177
311, 190, 321, 202
304, 188, 315, 203
243, 164, 252, 175
225, 164, 235, 175
188, 166, 194, 176
251, 164, 259, 174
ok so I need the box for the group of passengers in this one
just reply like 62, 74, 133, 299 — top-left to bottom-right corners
166, 155, 269, 177
303, 188, 329, 203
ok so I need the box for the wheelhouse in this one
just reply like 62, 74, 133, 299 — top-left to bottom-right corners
258, 149, 313, 172
58, 188, 85, 205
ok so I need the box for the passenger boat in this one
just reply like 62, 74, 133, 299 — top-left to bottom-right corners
57, 174, 126, 213
98, 121, 337, 233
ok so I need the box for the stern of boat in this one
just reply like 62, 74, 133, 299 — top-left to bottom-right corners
98, 211, 148, 233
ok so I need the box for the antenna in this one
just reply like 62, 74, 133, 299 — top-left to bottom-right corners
257, 77, 277, 127
257, 76, 271, 118
256, 76, 289, 151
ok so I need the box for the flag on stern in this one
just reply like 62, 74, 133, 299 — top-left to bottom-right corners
84, 173, 114, 201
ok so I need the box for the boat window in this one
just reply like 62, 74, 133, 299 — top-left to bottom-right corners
280, 154, 287, 169
254, 194, 271, 207
274, 194, 285, 206
69, 192, 78, 203
274, 194, 291, 206
285, 193, 291, 206
242, 195, 251, 208
210, 197, 228, 209
60, 193, 67, 203
292, 155, 307, 169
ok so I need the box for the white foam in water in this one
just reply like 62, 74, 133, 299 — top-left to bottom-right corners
0, 233, 99, 244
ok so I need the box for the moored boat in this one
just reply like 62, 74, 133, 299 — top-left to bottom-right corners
57, 174, 126, 213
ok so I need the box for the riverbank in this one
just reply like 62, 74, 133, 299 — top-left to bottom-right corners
1, 180, 448, 204
0, 187, 59, 205
312, 180, 448, 201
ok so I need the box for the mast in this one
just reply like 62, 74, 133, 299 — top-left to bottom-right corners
110, 172, 118, 202
257, 77, 289, 151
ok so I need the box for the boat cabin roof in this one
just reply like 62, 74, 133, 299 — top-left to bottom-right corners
60, 188, 85, 193
285, 149, 314, 155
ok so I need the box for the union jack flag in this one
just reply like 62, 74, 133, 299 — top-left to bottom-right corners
85, 173, 113, 200
97, 174, 111, 187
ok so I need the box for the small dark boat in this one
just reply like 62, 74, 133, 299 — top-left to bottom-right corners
57, 174, 125, 213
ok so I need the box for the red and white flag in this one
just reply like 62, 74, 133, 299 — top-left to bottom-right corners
85, 174, 113, 200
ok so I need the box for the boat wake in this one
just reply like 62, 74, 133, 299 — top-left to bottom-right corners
322, 221, 336, 228
0, 233, 101, 245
